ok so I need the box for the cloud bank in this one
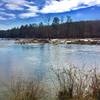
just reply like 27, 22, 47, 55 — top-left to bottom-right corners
0, 0, 100, 20
40, 0, 100, 13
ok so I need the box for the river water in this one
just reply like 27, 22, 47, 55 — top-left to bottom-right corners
0, 39, 100, 82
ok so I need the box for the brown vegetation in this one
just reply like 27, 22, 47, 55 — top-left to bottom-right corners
3, 79, 46, 100
51, 66, 100, 100
1, 66, 100, 100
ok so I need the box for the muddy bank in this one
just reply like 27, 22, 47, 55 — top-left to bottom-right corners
15, 38, 100, 45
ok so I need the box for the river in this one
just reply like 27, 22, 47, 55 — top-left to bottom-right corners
0, 39, 100, 81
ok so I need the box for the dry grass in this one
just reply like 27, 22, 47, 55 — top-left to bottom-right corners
2, 78, 46, 100
51, 66, 100, 100
0, 65, 100, 100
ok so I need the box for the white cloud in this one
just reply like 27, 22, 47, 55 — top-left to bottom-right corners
18, 3, 39, 19
40, 0, 100, 13
0, 12, 16, 20
6, 13, 16, 19
40, 0, 82, 13
1, 12, 15, 17
19, 12, 38, 18
25, 5, 39, 12
1, 0, 100, 20
0, 8, 5, 11
0, 2, 3, 6
4, 0, 33, 11
0, 16, 7, 20
5, 3, 24, 10
2, 0, 38, 19
2, 0, 27, 4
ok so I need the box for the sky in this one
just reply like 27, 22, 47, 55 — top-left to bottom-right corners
0, 0, 100, 30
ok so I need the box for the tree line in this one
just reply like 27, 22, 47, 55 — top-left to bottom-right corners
0, 16, 100, 38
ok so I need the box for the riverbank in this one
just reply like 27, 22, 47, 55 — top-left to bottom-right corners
15, 38, 100, 45
1, 66, 100, 100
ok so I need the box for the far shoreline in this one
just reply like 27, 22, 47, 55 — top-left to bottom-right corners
1, 38, 100, 45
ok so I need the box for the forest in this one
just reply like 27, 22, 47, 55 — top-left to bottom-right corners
0, 17, 100, 38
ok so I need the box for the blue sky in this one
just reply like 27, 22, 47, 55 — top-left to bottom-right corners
0, 0, 100, 30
